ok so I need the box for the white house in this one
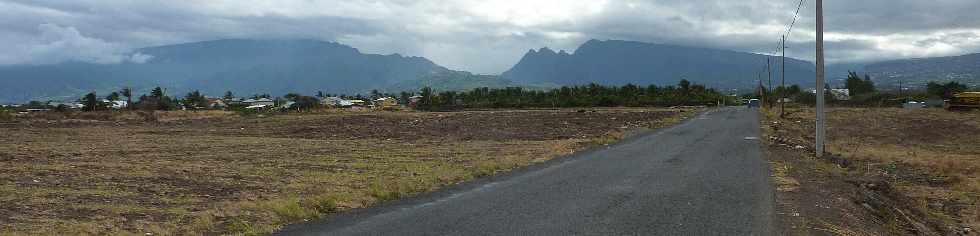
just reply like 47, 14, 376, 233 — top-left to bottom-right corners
347, 100, 367, 107
373, 97, 398, 108
320, 97, 344, 106
243, 98, 275, 107
809, 88, 851, 101
206, 98, 227, 109
104, 100, 128, 109
337, 100, 355, 107
830, 89, 850, 101
409, 95, 423, 105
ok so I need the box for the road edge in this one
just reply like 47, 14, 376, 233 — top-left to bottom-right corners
272, 108, 712, 235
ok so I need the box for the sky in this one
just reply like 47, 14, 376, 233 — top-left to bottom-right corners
2, 0, 980, 74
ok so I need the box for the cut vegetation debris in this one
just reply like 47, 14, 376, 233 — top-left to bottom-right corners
763, 107, 979, 236
0, 108, 696, 235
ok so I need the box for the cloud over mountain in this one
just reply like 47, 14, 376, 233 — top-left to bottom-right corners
1, 0, 979, 73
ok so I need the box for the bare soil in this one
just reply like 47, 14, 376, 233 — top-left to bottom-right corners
0, 108, 693, 235
763, 107, 979, 236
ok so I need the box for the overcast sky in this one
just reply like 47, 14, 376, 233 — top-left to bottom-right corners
2, 0, 980, 74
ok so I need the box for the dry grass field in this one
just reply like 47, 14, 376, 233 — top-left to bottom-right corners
0, 108, 695, 235
764, 107, 979, 235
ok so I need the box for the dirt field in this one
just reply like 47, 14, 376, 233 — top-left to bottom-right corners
763, 107, 979, 235
0, 108, 695, 235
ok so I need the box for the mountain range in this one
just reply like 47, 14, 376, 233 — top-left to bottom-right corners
864, 53, 980, 87
502, 39, 819, 90
0, 39, 454, 103
0, 38, 977, 103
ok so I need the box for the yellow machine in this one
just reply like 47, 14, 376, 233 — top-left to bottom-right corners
945, 92, 980, 110
373, 97, 399, 109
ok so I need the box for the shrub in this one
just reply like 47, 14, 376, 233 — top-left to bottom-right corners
369, 178, 401, 201
266, 199, 312, 223
307, 194, 340, 214
0, 109, 12, 122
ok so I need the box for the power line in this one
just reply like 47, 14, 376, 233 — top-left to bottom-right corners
761, 0, 809, 63
754, 0, 808, 105
784, 0, 807, 38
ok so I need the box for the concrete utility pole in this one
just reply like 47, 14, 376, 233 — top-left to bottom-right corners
815, 0, 826, 157
781, 35, 787, 118
767, 57, 773, 109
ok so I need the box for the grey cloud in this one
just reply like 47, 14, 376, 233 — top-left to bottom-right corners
128, 52, 153, 64
2, 24, 128, 65
915, 32, 980, 47
823, 0, 980, 34
1, 0, 979, 73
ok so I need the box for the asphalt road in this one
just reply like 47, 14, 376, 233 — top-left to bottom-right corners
277, 107, 772, 236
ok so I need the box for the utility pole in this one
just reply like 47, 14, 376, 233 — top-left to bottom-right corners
781, 35, 787, 118
898, 80, 909, 102
815, 0, 826, 157
758, 73, 765, 102
767, 57, 773, 109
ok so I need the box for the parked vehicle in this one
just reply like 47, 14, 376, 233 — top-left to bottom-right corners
747, 99, 761, 108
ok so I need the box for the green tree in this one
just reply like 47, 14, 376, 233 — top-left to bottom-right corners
119, 87, 133, 110
845, 71, 875, 96
407, 81, 730, 111
81, 92, 100, 112
291, 96, 321, 111
927, 81, 968, 99
106, 92, 121, 101
399, 91, 412, 105
678, 79, 692, 97
138, 87, 174, 111
183, 90, 208, 109
418, 87, 435, 111
284, 93, 302, 101
151, 87, 165, 98
863, 74, 876, 94
23, 101, 48, 110
787, 85, 802, 96
223, 91, 235, 100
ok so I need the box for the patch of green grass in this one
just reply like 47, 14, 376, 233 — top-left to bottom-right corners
369, 178, 401, 202
473, 160, 516, 178
226, 217, 259, 236
307, 194, 341, 214
244, 193, 345, 228
266, 198, 316, 223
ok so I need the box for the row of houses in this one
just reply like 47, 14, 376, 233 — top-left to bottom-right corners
51, 100, 129, 110
226, 96, 413, 110
4, 94, 424, 112
803, 88, 852, 101
318, 96, 406, 108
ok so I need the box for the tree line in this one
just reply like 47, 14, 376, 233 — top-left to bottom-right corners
415, 79, 732, 111
756, 71, 974, 107
21, 75, 975, 113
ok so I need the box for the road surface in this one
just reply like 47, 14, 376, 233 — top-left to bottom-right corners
277, 107, 772, 236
